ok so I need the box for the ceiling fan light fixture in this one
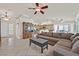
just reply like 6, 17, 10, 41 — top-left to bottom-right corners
28, 3, 48, 15
4, 18, 9, 21
4, 17, 9, 21
36, 9, 40, 11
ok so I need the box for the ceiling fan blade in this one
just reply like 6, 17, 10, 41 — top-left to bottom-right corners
41, 5, 48, 9
5, 12, 8, 17
28, 8, 36, 9
1, 17, 4, 18
40, 10, 44, 14
36, 3, 39, 7
5, 12, 7, 14
34, 11, 37, 14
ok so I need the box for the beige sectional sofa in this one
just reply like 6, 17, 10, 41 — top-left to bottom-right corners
37, 32, 79, 56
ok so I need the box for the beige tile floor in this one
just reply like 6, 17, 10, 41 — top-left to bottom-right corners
0, 37, 52, 56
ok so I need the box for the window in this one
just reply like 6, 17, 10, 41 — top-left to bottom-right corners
9, 24, 14, 35
59, 25, 63, 30
57, 25, 64, 32
54, 24, 70, 33
64, 25, 69, 32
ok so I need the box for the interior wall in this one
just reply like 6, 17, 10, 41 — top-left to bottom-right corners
1, 21, 9, 37
14, 18, 32, 39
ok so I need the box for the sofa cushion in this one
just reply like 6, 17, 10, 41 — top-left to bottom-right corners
70, 33, 79, 41
53, 33, 73, 39
61, 33, 68, 39
47, 32, 53, 37
64, 33, 74, 39
38, 32, 53, 37
70, 35, 75, 41
56, 39, 72, 48
53, 44, 79, 56
38, 32, 48, 36
72, 40, 79, 54
48, 41, 57, 46
36, 35, 49, 39
71, 36, 79, 47
53, 33, 62, 38
54, 44, 71, 52
49, 37, 60, 42
46, 44, 71, 56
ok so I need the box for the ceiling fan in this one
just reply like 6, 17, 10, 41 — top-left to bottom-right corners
1, 11, 11, 21
28, 3, 48, 15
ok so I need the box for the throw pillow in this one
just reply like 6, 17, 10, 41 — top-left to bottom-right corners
71, 36, 79, 48
72, 40, 79, 54
70, 33, 79, 41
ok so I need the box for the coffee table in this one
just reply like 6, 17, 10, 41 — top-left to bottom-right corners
29, 38, 48, 53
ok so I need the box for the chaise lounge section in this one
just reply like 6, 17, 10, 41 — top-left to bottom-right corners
37, 32, 79, 56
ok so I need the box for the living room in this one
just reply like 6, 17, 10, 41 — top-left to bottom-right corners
0, 3, 79, 56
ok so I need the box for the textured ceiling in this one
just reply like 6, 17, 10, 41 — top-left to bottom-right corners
0, 3, 79, 24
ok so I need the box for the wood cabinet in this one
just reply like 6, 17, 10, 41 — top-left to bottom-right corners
23, 32, 32, 39
23, 22, 32, 39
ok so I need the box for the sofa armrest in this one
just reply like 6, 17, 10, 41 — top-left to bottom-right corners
54, 46, 79, 56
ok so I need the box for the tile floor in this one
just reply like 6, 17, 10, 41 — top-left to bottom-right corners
0, 37, 52, 56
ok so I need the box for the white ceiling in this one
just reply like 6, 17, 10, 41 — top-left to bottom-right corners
0, 3, 79, 24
